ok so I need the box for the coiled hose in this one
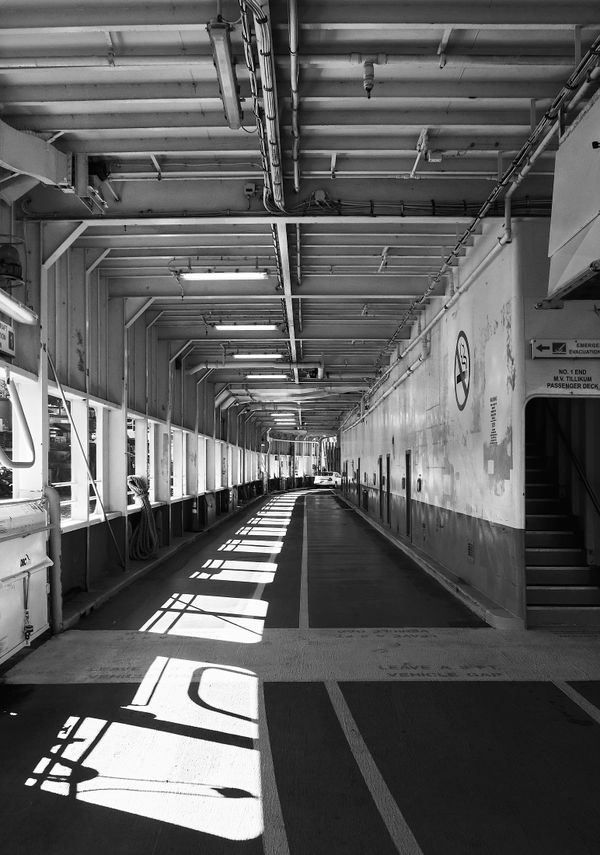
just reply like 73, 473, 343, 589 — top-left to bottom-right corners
127, 476, 158, 561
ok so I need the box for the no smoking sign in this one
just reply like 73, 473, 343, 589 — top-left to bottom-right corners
454, 331, 470, 410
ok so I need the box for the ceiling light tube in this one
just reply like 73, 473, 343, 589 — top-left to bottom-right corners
180, 271, 268, 281
246, 373, 287, 379
215, 323, 277, 331
234, 353, 282, 360
207, 18, 242, 130
0, 288, 38, 325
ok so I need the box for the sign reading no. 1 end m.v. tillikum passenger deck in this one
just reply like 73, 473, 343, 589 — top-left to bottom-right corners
530, 339, 600, 359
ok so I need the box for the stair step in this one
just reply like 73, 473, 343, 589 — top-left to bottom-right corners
527, 606, 600, 628
525, 530, 581, 548
526, 498, 570, 514
526, 484, 560, 498
525, 547, 587, 566
527, 566, 600, 585
526, 514, 575, 531
526, 586, 600, 606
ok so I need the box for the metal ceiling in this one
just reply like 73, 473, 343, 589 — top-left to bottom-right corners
1, 1, 600, 435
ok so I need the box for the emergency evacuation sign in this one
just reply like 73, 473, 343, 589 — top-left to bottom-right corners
454, 331, 470, 410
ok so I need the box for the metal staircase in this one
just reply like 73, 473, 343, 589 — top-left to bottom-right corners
525, 448, 600, 628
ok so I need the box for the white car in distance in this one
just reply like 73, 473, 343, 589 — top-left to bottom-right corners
313, 471, 342, 487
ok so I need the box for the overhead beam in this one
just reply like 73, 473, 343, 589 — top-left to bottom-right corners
0, 2, 222, 33
156, 325, 394, 341
5, 112, 253, 132
0, 116, 71, 186
80, 214, 476, 227
62, 132, 545, 156
0, 79, 565, 104
107, 274, 438, 299
2, 1, 599, 32
275, 223, 299, 384
277, 2, 600, 28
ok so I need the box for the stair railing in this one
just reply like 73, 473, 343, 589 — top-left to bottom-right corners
543, 399, 600, 521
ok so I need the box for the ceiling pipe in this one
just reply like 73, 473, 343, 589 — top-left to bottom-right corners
288, 0, 300, 193
240, 0, 285, 211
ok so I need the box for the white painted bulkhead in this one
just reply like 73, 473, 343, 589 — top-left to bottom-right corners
341, 218, 549, 620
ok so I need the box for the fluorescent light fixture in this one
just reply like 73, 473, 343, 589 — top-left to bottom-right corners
0, 287, 38, 325
215, 323, 277, 331
207, 18, 242, 130
234, 353, 283, 360
246, 373, 287, 379
270, 412, 295, 416
180, 271, 268, 281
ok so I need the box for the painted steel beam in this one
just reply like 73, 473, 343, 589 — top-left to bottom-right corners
274, 224, 299, 384
0, 1, 220, 33
274, 2, 600, 28
293, 109, 533, 129
0, 51, 581, 75
5, 112, 253, 132
61, 132, 544, 156
107, 274, 436, 298
6, 109, 536, 133
3, 1, 598, 33
155, 325, 393, 341
0, 116, 71, 185
58, 215, 478, 227
0, 80, 565, 104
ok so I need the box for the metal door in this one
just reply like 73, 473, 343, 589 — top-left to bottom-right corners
405, 450, 412, 540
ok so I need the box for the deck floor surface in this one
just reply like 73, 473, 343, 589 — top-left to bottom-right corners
2, 490, 600, 854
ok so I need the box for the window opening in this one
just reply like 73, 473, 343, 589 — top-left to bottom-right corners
0, 374, 13, 498
88, 406, 100, 516
49, 393, 72, 520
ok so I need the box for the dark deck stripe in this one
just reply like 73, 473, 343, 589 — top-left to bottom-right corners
341, 681, 600, 855
263, 682, 399, 855
307, 493, 484, 628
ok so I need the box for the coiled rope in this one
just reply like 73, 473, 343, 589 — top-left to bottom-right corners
127, 476, 158, 561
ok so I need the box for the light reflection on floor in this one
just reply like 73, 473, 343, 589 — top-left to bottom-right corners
25, 494, 303, 840
139, 593, 268, 642
191, 558, 277, 584
217, 538, 283, 554
25, 657, 262, 839
236, 526, 288, 537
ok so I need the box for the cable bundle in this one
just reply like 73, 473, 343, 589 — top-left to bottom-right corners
127, 476, 158, 561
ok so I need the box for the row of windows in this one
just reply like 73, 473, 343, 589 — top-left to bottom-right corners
1, 371, 260, 527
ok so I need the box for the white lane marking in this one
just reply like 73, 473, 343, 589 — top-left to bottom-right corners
258, 681, 291, 855
554, 681, 600, 725
299, 497, 309, 629
325, 682, 424, 855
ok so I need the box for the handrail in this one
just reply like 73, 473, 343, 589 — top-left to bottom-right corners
543, 400, 600, 521
0, 377, 36, 469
